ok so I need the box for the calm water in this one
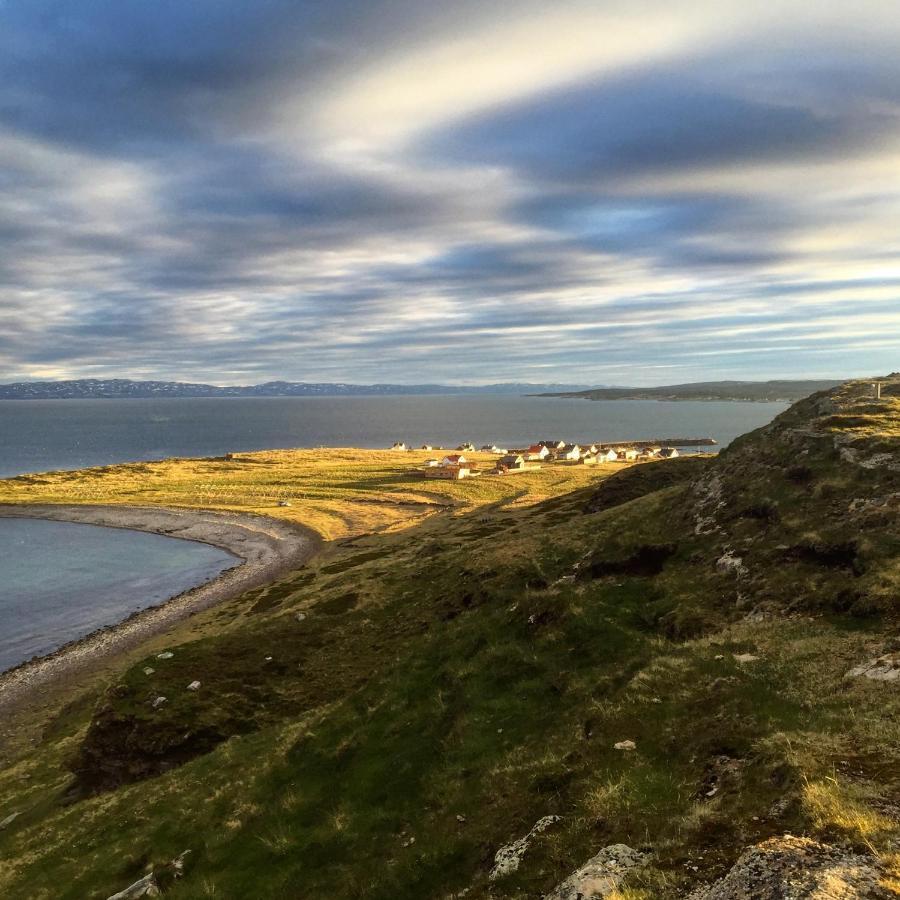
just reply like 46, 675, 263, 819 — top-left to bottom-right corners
0, 518, 235, 672
0, 396, 788, 478
0, 396, 787, 670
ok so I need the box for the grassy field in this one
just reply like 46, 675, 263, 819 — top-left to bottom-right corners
0, 380, 898, 897
0, 448, 623, 540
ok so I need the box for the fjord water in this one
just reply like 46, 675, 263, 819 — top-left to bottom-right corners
0, 518, 236, 672
0, 395, 789, 477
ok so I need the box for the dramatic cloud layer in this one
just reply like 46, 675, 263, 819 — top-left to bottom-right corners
1, 0, 898, 383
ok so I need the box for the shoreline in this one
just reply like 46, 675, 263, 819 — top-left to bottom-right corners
0, 504, 321, 719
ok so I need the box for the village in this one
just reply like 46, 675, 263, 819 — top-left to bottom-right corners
388, 439, 682, 480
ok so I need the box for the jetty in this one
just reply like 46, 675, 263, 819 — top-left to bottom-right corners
595, 437, 717, 448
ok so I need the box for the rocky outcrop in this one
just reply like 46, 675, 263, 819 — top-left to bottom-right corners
686, 835, 893, 899
846, 656, 900, 682
106, 872, 160, 899
544, 844, 645, 899
489, 815, 561, 880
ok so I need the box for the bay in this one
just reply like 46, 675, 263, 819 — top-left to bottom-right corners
0, 518, 236, 672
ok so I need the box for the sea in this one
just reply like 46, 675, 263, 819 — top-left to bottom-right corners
0, 395, 788, 672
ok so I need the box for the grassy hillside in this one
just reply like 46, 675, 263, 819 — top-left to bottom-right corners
0, 379, 898, 898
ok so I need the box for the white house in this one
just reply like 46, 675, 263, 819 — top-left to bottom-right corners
441, 453, 467, 467
617, 447, 639, 461
525, 444, 550, 461
557, 443, 582, 461
596, 448, 619, 463
659, 447, 680, 459
391, 441, 408, 451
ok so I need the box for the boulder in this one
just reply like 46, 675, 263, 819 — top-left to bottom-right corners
686, 835, 892, 899
716, 551, 747, 577
489, 815, 561, 880
0, 811, 20, 830
105, 872, 160, 899
186, 681, 201, 691
614, 740, 636, 751
846, 656, 900, 682
156, 652, 174, 660
544, 844, 645, 899
151, 696, 167, 709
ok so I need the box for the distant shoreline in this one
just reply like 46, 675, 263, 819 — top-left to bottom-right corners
0, 504, 321, 720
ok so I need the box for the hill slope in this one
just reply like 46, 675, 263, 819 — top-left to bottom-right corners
539, 379, 843, 402
0, 378, 898, 898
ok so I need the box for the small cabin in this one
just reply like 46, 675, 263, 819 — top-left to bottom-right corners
659, 447, 680, 459
441, 453, 467, 467
420, 444, 433, 451
596, 448, 619, 463
457, 442, 476, 452
424, 465, 472, 480
424, 458, 440, 467
391, 441, 408, 451
617, 448, 639, 461
497, 453, 526, 472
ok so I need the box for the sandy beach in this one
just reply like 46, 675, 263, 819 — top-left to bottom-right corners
0, 504, 321, 718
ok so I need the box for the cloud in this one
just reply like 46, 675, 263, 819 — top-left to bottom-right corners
0, 0, 899, 384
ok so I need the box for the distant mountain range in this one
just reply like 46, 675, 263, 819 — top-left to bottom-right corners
537, 379, 844, 402
0, 379, 592, 400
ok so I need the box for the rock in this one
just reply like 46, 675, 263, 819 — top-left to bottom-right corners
489, 815, 561, 880
686, 835, 892, 899
265, 655, 273, 661
295, 612, 307, 622
716, 551, 747, 577
156, 652, 174, 660
456, 814, 467, 823
142, 667, 155, 676
733, 653, 760, 664
151, 696, 167, 709
614, 740, 636, 751
106, 872, 160, 899
846, 656, 900, 682
0, 811, 20, 830
186, 680, 201, 691
544, 844, 646, 899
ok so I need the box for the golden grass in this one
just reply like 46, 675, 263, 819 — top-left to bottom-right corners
0, 448, 629, 540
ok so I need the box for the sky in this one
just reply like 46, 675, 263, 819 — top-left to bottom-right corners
1, 0, 899, 386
